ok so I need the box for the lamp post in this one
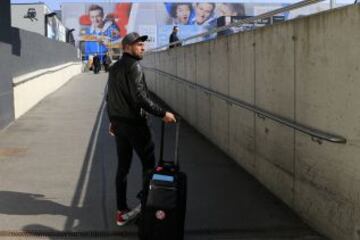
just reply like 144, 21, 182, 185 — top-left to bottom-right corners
44, 12, 56, 38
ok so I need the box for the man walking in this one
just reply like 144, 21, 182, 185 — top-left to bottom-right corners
169, 26, 181, 48
103, 52, 112, 72
106, 32, 176, 226
92, 54, 101, 74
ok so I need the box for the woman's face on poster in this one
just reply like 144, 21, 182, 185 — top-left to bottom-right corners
195, 3, 214, 24
176, 4, 191, 24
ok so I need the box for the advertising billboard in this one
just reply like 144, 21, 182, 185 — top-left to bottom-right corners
62, 3, 132, 60
62, 2, 288, 57
61, 1, 330, 58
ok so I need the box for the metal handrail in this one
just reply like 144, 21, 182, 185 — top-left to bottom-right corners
144, 67, 347, 144
151, 0, 324, 51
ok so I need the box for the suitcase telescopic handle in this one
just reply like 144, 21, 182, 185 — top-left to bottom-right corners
174, 119, 180, 166
159, 117, 181, 167
159, 121, 165, 164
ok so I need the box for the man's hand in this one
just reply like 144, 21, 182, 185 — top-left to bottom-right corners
109, 123, 115, 136
162, 112, 176, 123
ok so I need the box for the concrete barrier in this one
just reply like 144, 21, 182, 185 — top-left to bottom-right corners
254, 20, 296, 208
0, 1, 15, 129
0, 41, 14, 130
11, 28, 79, 78
194, 41, 211, 137
228, 31, 256, 176
184, 44, 197, 126
0, 22, 81, 129
13, 62, 82, 119
293, 6, 360, 240
144, 4, 360, 240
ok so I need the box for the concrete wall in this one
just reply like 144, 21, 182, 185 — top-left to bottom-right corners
0, 1, 81, 130
13, 62, 82, 119
143, 5, 360, 240
0, 0, 15, 130
12, 28, 79, 77
10, 28, 82, 119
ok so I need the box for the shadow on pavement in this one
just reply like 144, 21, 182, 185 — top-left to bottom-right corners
15, 99, 138, 238
5, 97, 327, 239
0, 191, 74, 216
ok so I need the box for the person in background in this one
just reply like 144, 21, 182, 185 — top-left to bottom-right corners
169, 26, 181, 48
103, 52, 112, 72
92, 54, 101, 74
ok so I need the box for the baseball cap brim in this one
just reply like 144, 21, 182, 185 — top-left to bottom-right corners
122, 33, 149, 48
136, 35, 148, 42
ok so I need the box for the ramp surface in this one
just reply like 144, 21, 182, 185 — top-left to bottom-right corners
0, 72, 327, 240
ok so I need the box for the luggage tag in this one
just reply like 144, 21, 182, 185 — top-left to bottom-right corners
152, 174, 174, 182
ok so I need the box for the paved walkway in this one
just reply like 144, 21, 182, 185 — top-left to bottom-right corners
0, 72, 327, 239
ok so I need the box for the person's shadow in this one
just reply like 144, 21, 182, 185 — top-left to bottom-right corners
0, 191, 76, 216
0, 191, 130, 239
21, 224, 69, 239
0, 191, 82, 238
0, 191, 138, 239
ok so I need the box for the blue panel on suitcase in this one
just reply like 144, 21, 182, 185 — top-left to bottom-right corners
152, 174, 174, 182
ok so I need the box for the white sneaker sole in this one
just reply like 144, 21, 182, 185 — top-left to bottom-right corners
116, 204, 141, 226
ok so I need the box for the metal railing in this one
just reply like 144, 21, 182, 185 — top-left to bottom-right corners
150, 0, 325, 51
144, 67, 347, 144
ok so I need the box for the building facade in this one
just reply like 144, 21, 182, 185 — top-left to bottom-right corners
11, 3, 66, 42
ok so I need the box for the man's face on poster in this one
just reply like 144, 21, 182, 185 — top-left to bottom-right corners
195, 3, 214, 24
89, 9, 104, 29
176, 4, 191, 24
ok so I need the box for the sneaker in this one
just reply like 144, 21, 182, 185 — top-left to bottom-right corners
116, 208, 130, 226
132, 204, 142, 216
116, 204, 141, 226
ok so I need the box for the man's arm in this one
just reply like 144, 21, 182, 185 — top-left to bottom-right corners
128, 63, 166, 118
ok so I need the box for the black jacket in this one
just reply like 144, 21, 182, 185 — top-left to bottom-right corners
93, 55, 101, 66
106, 53, 165, 124
169, 32, 181, 48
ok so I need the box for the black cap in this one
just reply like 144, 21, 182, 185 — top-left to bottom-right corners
121, 32, 148, 47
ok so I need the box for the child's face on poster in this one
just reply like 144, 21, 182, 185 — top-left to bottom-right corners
176, 4, 191, 24
195, 3, 214, 24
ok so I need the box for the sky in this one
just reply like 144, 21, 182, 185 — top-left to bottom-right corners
10, 0, 116, 10
10, 0, 353, 11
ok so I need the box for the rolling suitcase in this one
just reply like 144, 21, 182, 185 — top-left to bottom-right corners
138, 120, 187, 240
